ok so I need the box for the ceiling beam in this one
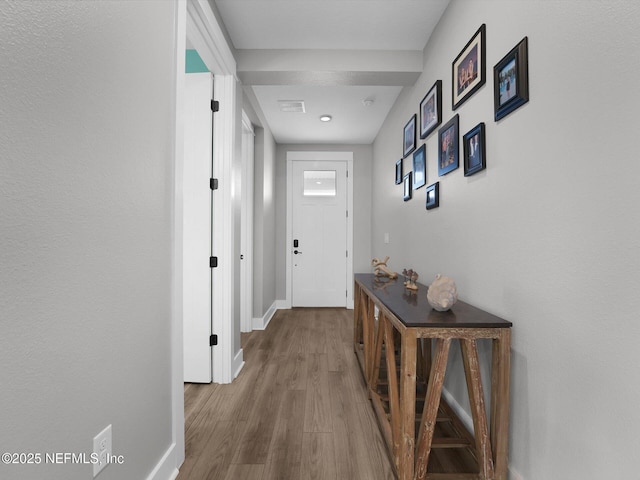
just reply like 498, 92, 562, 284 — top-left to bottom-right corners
236, 49, 423, 86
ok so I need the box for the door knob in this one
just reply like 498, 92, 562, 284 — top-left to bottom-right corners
293, 250, 302, 255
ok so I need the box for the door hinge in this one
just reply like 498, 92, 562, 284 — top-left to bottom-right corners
211, 100, 219, 112
346, 170, 349, 178
209, 256, 218, 268
210, 334, 218, 346
346, 210, 348, 218
210, 178, 218, 190
346, 250, 348, 258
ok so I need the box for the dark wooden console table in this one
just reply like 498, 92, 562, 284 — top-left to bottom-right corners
353, 273, 512, 480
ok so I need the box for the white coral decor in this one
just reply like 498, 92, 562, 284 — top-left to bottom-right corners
427, 274, 458, 311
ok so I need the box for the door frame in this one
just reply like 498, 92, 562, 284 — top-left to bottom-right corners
183, 0, 238, 386
170, 0, 237, 472
285, 151, 354, 309
240, 111, 255, 332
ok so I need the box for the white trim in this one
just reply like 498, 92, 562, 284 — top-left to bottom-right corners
274, 299, 289, 311
186, 0, 236, 78
285, 151, 354, 309
232, 348, 245, 380
171, 0, 187, 470
145, 442, 179, 480
252, 301, 278, 330
441, 387, 474, 432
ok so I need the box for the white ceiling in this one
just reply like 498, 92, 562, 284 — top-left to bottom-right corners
213, 0, 451, 144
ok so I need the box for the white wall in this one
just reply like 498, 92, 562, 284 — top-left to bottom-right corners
275, 144, 373, 301
371, 1, 640, 479
0, 1, 177, 479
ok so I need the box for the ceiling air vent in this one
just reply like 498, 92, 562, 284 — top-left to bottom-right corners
278, 100, 306, 113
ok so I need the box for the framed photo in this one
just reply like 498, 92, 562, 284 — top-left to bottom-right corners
403, 172, 412, 201
403, 114, 417, 158
452, 24, 486, 110
438, 114, 459, 176
463, 122, 486, 176
412, 144, 426, 190
494, 37, 529, 121
425, 182, 439, 210
395, 159, 403, 185
420, 80, 442, 139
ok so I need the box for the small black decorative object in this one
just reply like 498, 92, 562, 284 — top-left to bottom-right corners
494, 37, 529, 121
463, 122, 486, 176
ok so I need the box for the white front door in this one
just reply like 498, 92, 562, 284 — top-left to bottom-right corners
183, 72, 213, 383
291, 160, 347, 307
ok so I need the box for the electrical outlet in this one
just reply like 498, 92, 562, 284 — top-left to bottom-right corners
384, 232, 390, 244
93, 424, 112, 477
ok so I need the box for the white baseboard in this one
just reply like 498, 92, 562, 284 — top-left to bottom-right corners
442, 388, 523, 480
145, 442, 179, 480
509, 467, 524, 480
232, 348, 244, 379
275, 299, 289, 310
441, 387, 474, 432
252, 300, 278, 330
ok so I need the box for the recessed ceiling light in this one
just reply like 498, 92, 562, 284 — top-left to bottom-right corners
319, 115, 332, 122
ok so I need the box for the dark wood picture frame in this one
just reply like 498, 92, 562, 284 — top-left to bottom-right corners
403, 114, 417, 158
438, 114, 459, 176
412, 144, 426, 190
452, 24, 486, 110
403, 172, 412, 201
425, 182, 439, 210
395, 159, 403, 185
463, 122, 486, 176
420, 80, 442, 139
494, 37, 529, 121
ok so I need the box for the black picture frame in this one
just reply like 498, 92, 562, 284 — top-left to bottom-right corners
403, 114, 417, 158
425, 182, 439, 210
420, 80, 442, 139
494, 37, 529, 121
463, 122, 486, 176
412, 144, 426, 190
452, 24, 486, 110
438, 114, 459, 176
403, 172, 412, 201
395, 159, 403, 185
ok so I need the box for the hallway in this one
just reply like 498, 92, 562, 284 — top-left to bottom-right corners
177, 308, 394, 480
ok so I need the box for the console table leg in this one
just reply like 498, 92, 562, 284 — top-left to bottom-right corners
461, 339, 495, 480
414, 337, 451, 480
383, 317, 401, 469
398, 329, 417, 480
491, 329, 511, 480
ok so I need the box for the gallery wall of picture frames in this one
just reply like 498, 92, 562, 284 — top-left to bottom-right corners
395, 23, 529, 210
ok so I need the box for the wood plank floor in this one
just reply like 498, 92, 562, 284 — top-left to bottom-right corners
177, 308, 395, 480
